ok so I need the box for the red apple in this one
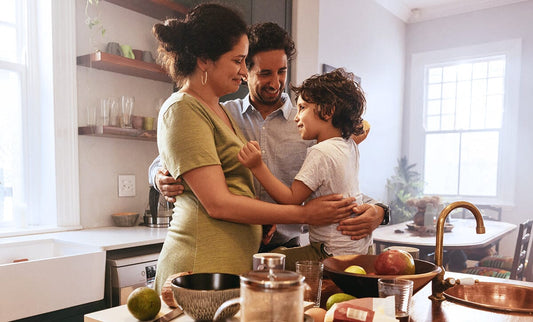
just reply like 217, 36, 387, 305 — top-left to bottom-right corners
374, 249, 415, 275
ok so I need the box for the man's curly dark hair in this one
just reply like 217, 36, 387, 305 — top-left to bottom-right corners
246, 22, 295, 69
291, 68, 366, 140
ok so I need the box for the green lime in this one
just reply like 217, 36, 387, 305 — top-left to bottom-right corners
127, 287, 161, 321
326, 292, 357, 310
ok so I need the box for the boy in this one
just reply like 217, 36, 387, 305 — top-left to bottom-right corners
238, 68, 370, 269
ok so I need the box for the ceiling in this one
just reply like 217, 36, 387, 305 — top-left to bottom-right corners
374, 0, 529, 23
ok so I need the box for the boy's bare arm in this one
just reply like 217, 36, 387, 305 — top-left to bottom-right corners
238, 141, 312, 205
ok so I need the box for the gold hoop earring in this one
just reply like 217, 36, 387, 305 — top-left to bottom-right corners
201, 70, 208, 85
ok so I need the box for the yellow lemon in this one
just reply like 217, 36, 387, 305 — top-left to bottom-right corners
344, 265, 367, 274
326, 292, 356, 311
127, 287, 161, 321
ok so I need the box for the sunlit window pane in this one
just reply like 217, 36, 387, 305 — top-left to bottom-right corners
427, 100, 440, 115
457, 64, 472, 81
423, 56, 505, 199
442, 99, 455, 115
424, 133, 460, 195
486, 95, 503, 128
472, 62, 488, 79
457, 80, 471, 98
0, 25, 18, 62
488, 60, 505, 77
459, 132, 499, 196
472, 79, 487, 97
426, 115, 440, 131
456, 100, 470, 129
442, 82, 456, 98
442, 66, 457, 82
0, 69, 21, 223
487, 77, 504, 95
0, 0, 16, 24
441, 114, 455, 130
428, 67, 442, 83
427, 84, 441, 99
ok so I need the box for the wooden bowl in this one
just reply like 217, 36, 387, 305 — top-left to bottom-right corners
323, 254, 441, 298
111, 212, 139, 227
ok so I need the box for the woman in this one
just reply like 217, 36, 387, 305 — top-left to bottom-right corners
152, 3, 355, 294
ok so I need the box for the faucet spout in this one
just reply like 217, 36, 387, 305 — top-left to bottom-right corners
429, 201, 485, 301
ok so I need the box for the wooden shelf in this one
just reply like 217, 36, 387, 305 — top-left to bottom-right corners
79, 126, 157, 142
77, 51, 172, 83
105, 0, 188, 20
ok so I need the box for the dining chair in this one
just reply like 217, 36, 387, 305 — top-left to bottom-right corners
462, 219, 532, 280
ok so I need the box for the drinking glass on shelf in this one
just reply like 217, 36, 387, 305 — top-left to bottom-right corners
108, 97, 119, 126
100, 98, 110, 126
120, 96, 134, 128
86, 105, 96, 127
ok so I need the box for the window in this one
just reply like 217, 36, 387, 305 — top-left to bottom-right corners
0, 1, 79, 236
407, 40, 521, 205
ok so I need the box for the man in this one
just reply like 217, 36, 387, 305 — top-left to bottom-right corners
149, 22, 389, 252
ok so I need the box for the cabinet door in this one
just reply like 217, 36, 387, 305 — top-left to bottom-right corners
251, 0, 291, 31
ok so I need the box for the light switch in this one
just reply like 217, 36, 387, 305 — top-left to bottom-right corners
118, 175, 136, 197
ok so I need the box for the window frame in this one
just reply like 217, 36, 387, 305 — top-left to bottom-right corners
406, 39, 521, 206
0, 0, 79, 237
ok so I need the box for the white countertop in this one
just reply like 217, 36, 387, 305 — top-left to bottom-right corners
0, 225, 168, 251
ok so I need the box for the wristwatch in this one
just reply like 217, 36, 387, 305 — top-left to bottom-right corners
375, 202, 390, 225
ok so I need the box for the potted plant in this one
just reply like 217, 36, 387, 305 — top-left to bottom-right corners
386, 157, 424, 224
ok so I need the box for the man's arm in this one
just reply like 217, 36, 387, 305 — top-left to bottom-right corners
337, 198, 390, 240
148, 155, 162, 188
148, 155, 183, 202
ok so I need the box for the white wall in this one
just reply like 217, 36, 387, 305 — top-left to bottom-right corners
404, 1, 533, 255
76, 0, 172, 227
293, 0, 406, 201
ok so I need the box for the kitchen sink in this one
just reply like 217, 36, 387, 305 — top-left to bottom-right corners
444, 282, 533, 314
0, 238, 105, 321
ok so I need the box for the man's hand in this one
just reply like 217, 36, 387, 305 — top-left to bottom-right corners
337, 203, 384, 240
303, 194, 355, 226
237, 141, 263, 169
262, 224, 276, 245
156, 168, 184, 203
160, 271, 192, 308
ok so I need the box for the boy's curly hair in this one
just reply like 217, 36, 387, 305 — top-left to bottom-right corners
291, 68, 366, 139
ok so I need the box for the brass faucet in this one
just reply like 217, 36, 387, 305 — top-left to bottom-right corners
429, 201, 485, 301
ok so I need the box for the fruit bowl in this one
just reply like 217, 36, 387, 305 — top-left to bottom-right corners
172, 273, 240, 321
323, 254, 441, 298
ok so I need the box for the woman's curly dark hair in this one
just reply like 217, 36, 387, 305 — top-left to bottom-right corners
291, 68, 366, 139
246, 22, 295, 69
152, 3, 247, 84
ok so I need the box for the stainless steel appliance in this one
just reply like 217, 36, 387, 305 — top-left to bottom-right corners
104, 243, 162, 307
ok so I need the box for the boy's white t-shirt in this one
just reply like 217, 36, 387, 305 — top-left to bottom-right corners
295, 137, 371, 255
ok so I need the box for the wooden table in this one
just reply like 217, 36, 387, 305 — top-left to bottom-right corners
373, 218, 516, 255
321, 272, 533, 321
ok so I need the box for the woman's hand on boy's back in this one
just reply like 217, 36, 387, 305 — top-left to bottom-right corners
303, 194, 355, 226
238, 140, 263, 169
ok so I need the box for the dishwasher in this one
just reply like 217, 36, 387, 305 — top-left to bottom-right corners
104, 243, 163, 307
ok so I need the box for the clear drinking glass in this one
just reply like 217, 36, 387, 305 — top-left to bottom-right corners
120, 96, 134, 128
295, 260, 323, 307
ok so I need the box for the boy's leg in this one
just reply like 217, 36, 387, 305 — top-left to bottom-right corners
271, 242, 329, 271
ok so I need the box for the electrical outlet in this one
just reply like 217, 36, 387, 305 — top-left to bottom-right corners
118, 175, 135, 197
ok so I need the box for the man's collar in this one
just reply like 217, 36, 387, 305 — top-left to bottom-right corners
242, 93, 293, 120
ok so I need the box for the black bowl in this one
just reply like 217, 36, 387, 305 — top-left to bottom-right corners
323, 254, 441, 298
171, 273, 240, 321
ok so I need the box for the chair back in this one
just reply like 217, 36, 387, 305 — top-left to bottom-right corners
525, 232, 533, 282
511, 219, 533, 280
